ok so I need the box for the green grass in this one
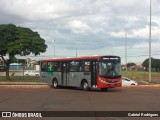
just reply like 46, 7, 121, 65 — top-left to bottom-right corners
122, 70, 160, 82
1, 71, 160, 84
0, 76, 40, 82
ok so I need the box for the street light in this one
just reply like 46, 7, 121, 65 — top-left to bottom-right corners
149, 0, 152, 82
76, 48, 77, 57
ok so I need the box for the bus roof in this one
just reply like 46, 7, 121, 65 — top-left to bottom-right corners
40, 55, 120, 62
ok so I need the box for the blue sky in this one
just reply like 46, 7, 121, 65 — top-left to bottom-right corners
0, 0, 160, 64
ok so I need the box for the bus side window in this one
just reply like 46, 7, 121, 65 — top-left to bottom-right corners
84, 61, 90, 72
70, 61, 75, 72
48, 62, 54, 71
70, 61, 76, 72
70, 61, 81, 72
55, 62, 61, 72
79, 61, 83, 72
47, 62, 54, 76
49, 62, 61, 72
53, 62, 57, 72
75, 61, 80, 71
41, 62, 47, 72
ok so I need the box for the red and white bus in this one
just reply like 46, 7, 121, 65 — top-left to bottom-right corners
40, 55, 122, 91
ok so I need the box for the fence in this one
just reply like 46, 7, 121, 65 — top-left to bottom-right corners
0, 65, 44, 84
1, 65, 160, 84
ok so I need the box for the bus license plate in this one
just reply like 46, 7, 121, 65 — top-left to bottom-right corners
110, 84, 115, 87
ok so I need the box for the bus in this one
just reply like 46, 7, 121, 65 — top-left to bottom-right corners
40, 55, 122, 91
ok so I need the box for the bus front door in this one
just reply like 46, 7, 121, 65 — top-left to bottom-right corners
91, 61, 97, 86
62, 62, 69, 86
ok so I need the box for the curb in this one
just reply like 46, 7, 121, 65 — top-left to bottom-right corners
0, 82, 47, 85
0, 85, 50, 88
0, 84, 160, 89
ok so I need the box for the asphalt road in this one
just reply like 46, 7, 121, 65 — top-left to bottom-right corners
0, 87, 160, 120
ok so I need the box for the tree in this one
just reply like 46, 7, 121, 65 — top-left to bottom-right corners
142, 58, 149, 68
127, 62, 136, 67
142, 58, 160, 70
0, 24, 47, 80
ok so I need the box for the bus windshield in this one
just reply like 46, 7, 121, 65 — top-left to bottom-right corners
99, 57, 121, 78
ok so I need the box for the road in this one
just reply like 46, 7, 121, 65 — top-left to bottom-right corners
0, 87, 160, 120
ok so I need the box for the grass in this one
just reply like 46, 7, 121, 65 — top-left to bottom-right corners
0, 76, 41, 82
0, 70, 160, 84
122, 70, 160, 83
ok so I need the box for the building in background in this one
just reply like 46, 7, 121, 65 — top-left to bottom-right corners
10, 63, 23, 70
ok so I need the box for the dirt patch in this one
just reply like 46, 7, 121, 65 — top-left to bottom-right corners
123, 84, 160, 88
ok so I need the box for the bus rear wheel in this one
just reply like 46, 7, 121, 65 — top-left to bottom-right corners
81, 81, 89, 91
52, 79, 58, 88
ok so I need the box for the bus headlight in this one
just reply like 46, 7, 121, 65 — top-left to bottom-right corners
99, 78, 107, 83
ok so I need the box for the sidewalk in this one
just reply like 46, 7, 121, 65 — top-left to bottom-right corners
0, 84, 50, 88
0, 82, 160, 89
0, 82, 49, 88
0, 82, 47, 85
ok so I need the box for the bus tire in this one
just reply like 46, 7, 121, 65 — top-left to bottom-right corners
101, 88, 108, 92
52, 79, 59, 88
81, 80, 89, 91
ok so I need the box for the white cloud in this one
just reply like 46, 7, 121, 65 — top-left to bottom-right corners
0, 0, 76, 21
110, 31, 125, 38
68, 20, 90, 34
109, 25, 160, 40
133, 43, 148, 49
0, 0, 160, 62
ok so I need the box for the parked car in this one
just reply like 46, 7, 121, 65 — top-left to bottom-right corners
122, 77, 138, 86
24, 70, 40, 76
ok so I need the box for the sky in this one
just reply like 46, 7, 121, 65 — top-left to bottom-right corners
0, 0, 160, 64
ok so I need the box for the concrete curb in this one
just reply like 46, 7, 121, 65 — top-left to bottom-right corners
0, 82, 47, 85
0, 84, 160, 89
0, 85, 50, 88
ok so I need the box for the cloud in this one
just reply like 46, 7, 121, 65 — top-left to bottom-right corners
68, 20, 90, 34
0, 0, 160, 63
0, 0, 77, 22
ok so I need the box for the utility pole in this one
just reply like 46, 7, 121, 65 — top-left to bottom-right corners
54, 40, 55, 58
17, 59, 18, 71
149, 0, 152, 82
125, 33, 128, 71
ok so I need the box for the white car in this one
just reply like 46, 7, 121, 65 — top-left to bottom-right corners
122, 77, 138, 86
24, 71, 40, 76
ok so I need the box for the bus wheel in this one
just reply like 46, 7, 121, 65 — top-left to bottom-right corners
82, 80, 89, 91
52, 79, 58, 88
101, 88, 108, 92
